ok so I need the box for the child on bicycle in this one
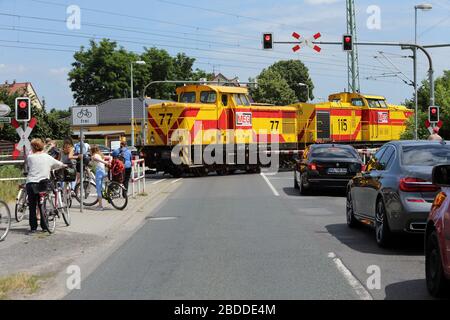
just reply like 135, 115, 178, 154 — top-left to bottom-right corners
90, 145, 110, 211
110, 149, 126, 185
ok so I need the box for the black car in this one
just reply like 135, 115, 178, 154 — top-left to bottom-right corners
294, 144, 364, 195
346, 140, 449, 247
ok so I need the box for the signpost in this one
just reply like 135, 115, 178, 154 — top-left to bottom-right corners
71, 106, 98, 213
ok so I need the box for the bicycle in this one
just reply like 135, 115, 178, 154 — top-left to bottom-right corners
37, 171, 72, 233
15, 184, 28, 222
0, 200, 11, 241
74, 165, 97, 206
75, 174, 128, 210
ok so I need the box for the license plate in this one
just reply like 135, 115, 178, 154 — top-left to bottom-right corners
328, 168, 347, 174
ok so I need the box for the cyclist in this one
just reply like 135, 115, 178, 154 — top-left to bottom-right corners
26, 138, 66, 234
90, 145, 110, 211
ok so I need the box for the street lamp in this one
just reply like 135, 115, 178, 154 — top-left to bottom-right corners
130, 60, 146, 147
298, 82, 310, 102
413, 3, 432, 140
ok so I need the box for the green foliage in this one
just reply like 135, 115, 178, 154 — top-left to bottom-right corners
250, 60, 313, 105
250, 69, 297, 105
0, 165, 22, 202
402, 70, 450, 140
68, 39, 213, 104
267, 60, 314, 102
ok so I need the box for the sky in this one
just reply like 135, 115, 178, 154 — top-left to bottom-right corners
0, 0, 449, 109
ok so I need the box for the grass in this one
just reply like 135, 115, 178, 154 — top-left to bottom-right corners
0, 165, 23, 203
0, 273, 43, 299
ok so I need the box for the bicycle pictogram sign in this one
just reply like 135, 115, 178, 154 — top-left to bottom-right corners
77, 108, 93, 119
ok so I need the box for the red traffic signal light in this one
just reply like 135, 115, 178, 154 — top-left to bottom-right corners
262, 33, 273, 50
343, 34, 353, 51
428, 106, 439, 123
15, 97, 31, 122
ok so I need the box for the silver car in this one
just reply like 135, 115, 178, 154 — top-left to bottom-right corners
346, 140, 450, 247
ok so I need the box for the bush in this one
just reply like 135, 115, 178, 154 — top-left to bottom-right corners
0, 165, 23, 203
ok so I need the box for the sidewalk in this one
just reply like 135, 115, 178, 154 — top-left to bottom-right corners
0, 175, 183, 299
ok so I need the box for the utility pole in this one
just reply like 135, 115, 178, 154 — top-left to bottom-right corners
346, 0, 360, 93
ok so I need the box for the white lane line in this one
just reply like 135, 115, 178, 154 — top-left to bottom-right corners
260, 172, 280, 197
328, 252, 373, 300
261, 171, 278, 176
152, 179, 167, 185
170, 178, 183, 184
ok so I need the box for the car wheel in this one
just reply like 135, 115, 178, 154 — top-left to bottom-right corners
299, 173, 310, 195
294, 171, 299, 189
346, 190, 359, 228
426, 230, 449, 298
375, 198, 392, 248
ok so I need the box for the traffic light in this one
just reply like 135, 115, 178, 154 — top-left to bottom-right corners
15, 97, 31, 122
262, 33, 273, 50
342, 34, 353, 51
429, 106, 440, 123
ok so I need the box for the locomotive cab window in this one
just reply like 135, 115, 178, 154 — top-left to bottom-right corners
367, 99, 388, 109
351, 98, 364, 107
221, 94, 228, 106
179, 92, 196, 103
240, 94, 251, 106
234, 94, 243, 106
200, 91, 217, 104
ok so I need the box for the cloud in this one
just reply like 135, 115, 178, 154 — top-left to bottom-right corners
305, 0, 341, 5
0, 64, 5, 69
49, 67, 70, 76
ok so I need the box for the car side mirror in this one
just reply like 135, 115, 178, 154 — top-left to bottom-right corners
432, 165, 450, 186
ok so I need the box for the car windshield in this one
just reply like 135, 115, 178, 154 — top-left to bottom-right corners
310, 147, 358, 159
402, 144, 450, 166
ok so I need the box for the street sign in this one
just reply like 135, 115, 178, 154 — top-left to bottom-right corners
0, 104, 11, 117
0, 117, 11, 123
71, 106, 98, 126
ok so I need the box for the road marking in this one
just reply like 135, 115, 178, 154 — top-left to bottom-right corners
328, 252, 373, 300
260, 172, 280, 197
148, 217, 178, 221
152, 179, 167, 185
170, 178, 183, 184
261, 171, 278, 176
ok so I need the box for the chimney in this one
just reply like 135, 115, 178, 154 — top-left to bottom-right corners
4, 80, 7, 85
12, 80, 16, 85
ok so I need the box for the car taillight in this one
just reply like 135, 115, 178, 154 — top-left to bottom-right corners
432, 192, 447, 209
399, 177, 439, 193
308, 163, 317, 170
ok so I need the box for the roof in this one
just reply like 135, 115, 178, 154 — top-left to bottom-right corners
176, 84, 248, 95
387, 140, 449, 146
72, 98, 169, 125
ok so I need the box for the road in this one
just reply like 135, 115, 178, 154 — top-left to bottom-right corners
67, 171, 430, 300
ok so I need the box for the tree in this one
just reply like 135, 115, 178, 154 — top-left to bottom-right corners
402, 70, 450, 140
69, 40, 212, 104
250, 69, 297, 105
268, 60, 314, 102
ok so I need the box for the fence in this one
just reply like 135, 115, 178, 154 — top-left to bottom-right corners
130, 158, 146, 198
0, 159, 26, 182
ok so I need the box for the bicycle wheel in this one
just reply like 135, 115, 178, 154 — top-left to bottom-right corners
60, 188, 71, 226
106, 182, 128, 210
41, 195, 57, 234
66, 185, 73, 208
0, 200, 11, 241
74, 181, 98, 206
15, 188, 28, 222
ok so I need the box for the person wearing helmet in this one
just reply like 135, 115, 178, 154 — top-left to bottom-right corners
428, 127, 443, 141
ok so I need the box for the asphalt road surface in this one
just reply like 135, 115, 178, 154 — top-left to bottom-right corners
67, 171, 431, 300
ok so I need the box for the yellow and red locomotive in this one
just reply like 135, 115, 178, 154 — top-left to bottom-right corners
140, 84, 412, 176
